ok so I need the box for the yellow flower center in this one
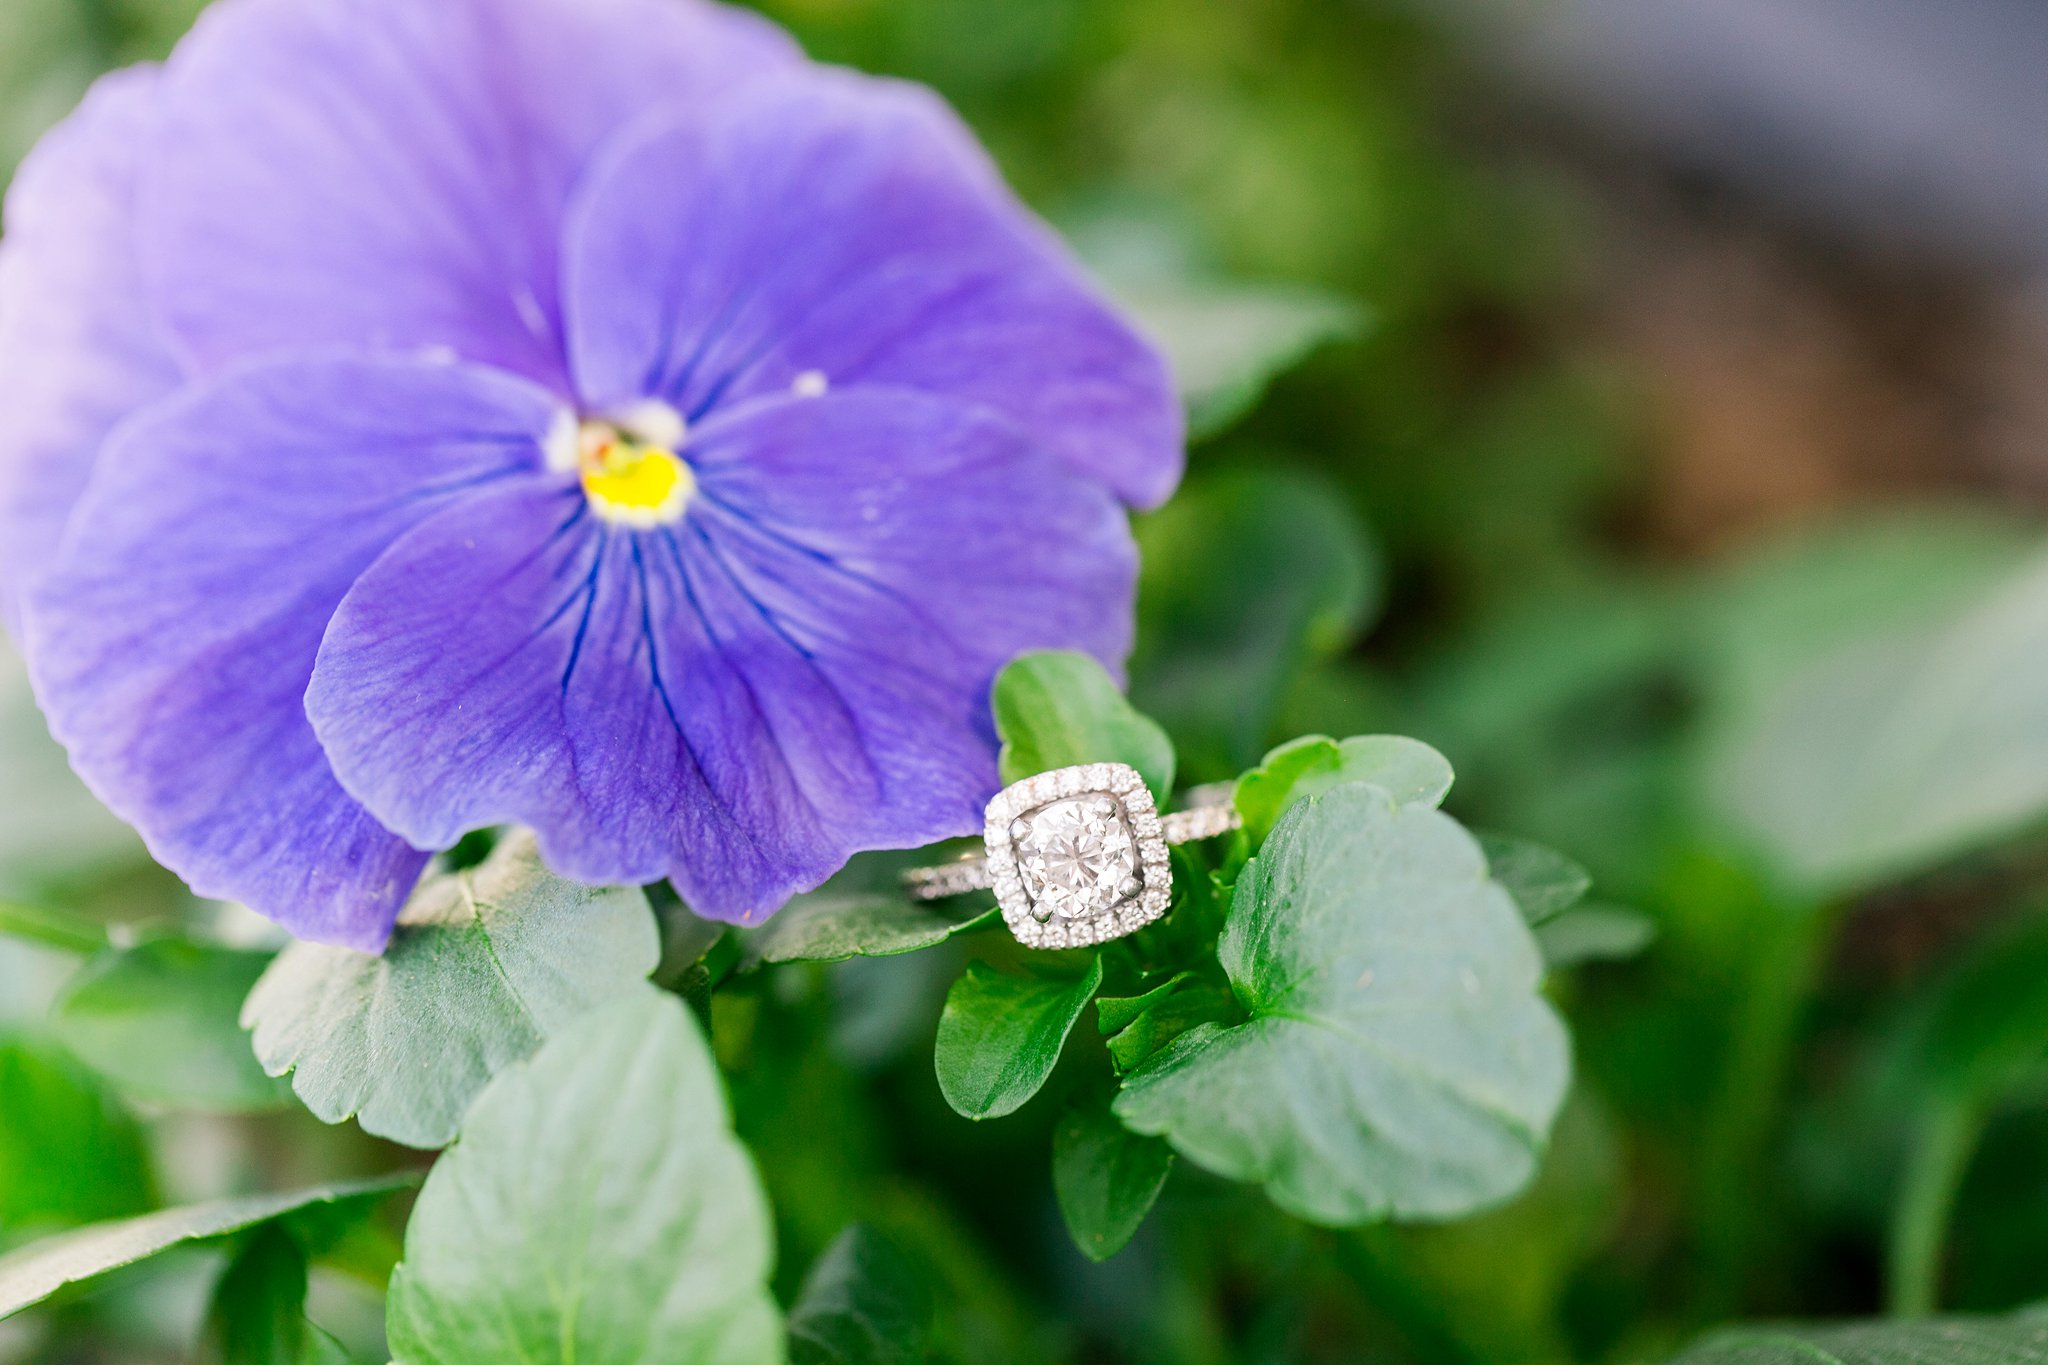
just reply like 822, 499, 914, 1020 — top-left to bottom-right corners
576, 418, 693, 528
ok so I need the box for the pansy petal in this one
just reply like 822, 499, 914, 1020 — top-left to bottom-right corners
308, 390, 1135, 922
0, 67, 184, 635
563, 70, 1182, 508
23, 357, 564, 949
145, 0, 799, 392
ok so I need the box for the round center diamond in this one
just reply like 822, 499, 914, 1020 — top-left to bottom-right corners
1015, 795, 1139, 922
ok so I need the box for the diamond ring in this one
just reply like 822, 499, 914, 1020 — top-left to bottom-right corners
903, 763, 1241, 948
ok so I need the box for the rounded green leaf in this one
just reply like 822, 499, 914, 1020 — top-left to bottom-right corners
385, 987, 779, 1365
1234, 734, 1452, 845
53, 936, 289, 1113
0, 1177, 409, 1320
1707, 546, 2048, 897
1115, 783, 1569, 1224
1052, 1093, 1173, 1262
242, 831, 658, 1149
787, 1225, 930, 1365
934, 957, 1104, 1120
993, 652, 1174, 803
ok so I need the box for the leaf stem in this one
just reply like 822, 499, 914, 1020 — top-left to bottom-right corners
0, 901, 106, 956
1695, 897, 1839, 1312
1887, 1094, 1987, 1317
1327, 1227, 1493, 1365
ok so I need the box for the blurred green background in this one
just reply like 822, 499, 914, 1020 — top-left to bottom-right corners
11, 0, 2048, 1361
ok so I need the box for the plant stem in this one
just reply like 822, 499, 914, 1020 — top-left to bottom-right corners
0, 901, 105, 956
1695, 897, 1839, 1313
1887, 1095, 1986, 1318
1328, 1226, 1492, 1365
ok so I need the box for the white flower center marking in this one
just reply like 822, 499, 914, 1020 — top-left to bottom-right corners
566, 405, 694, 528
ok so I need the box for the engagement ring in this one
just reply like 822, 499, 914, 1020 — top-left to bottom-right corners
904, 763, 1241, 948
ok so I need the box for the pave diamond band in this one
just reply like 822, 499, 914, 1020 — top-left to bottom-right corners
903, 763, 1242, 948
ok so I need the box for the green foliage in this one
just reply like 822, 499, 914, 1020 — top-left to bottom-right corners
1069, 199, 1366, 440
1661, 1318, 2048, 1364
1478, 834, 1592, 928
1133, 471, 1382, 781
934, 956, 1104, 1119
1707, 546, 2048, 898
21, 0, 2048, 1357
52, 935, 289, 1113
199, 1223, 347, 1365
787, 1225, 932, 1365
1118, 287, 1364, 440
1051, 1091, 1174, 1261
1234, 733, 1452, 844
741, 893, 996, 969
385, 988, 780, 1365
1115, 783, 1569, 1223
242, 830, 658, 1149
0, 1034, 151, 1239
1531, 903, 1656, 969
0, 1177, 409, 1319
993, 651, 1176, 801
1098, 971, 1239, 1074
1875, 912, 2048, 1314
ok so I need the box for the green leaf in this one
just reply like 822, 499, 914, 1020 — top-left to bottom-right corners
385, 987, 780, 1365
1052, 1092, 1173, 1262
1697, 510, 2037, 731
1912, 914, 2048, 1104
787, 1225, 930, 1365
1706, 544, 2048, 897
1117, 280, 1364, 439
52, 935, 289, 1113
0, 1177, 409, 1319
200, 1223, 314, 1365
1115, 783, 1570, 1224
299, 1326, 357, 1365
993, 651, 1174, 803
1094, 973, 1196, 1036
1876, 913, 2048, 1314
0, 1034, 152, 1238
1477, 834, 1592, 928
740, 894, 996, 970
934, 957, 1104, 1120
1100, 976, 1240, 1075
0, 902, 104, 957
1383, 1094, 1625, 1362
1662, 1318, 2048, 1364
242, 830, 658, 1149
1066, 200, 1363, 440
1234, 734, 1452, 845
1533, 905, 1656, 969
1134, 471, 1382, 781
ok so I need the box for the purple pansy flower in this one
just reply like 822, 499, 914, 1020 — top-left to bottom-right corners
0, 0, 1180, 950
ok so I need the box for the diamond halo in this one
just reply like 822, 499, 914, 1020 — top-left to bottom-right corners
983, 762, 1171, 949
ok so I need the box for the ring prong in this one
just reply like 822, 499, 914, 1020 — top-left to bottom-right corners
1119, 875, 1144, 901
1009, 816, 1031, 843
